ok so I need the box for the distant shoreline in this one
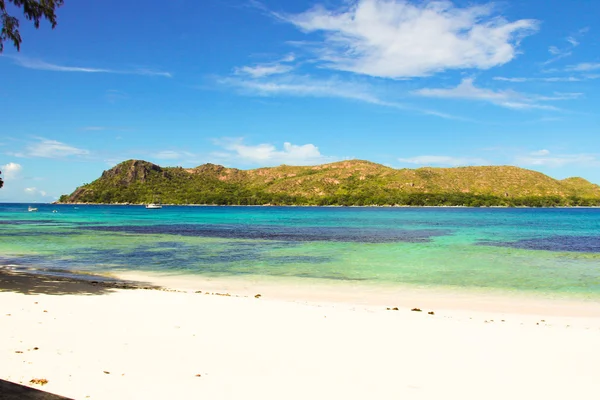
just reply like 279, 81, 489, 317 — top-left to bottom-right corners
14, 202, 600, 209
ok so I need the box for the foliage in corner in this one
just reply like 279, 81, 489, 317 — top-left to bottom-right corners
0, 0, 64, 52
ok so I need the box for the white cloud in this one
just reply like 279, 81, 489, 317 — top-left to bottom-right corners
533, 92, 582, 101
398, 155, 488, 166
414, 78, 565, 110
566, 62, 600, 72
235, 64, 293, 78
80, 126, 133, 133
515, 153, 599, 168
153, 150, 196, 160
416, 78, 511, 101
212, 138, 337, 166
221, 74, 463, 120
530, 149, 550, 156
493, 77, 528, 83
548, 46, 561, 56
542, 49, 572, 66
276, 0, 537, 78
1, 162, 22, 180
280, 54, 296, 63
235, 54, 296, 78
133, 68, 173, 78
566, 37, 579, 47
493, 76, 583, 83
8, 56, 172, 77
16, 138, 90, 159
224, 74, 379, 101
542, 29, 587, 66
24, 187, 48, 197
540, 76, 582, 82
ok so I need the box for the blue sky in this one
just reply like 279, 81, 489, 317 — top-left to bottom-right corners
1, 0, 599, 202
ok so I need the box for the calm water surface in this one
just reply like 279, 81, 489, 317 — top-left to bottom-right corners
1, 204, 599, 298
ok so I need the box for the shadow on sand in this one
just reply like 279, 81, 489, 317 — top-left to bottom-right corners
0, 379, 73, 399
0, 268, 158, 296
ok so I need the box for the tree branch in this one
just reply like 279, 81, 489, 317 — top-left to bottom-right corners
0, 0, 64, 52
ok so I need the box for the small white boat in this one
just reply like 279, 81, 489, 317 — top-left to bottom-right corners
28, 206, 38, 212
146, 196, 162, 209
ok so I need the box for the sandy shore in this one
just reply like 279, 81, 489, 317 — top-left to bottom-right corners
1, 272, 600, 400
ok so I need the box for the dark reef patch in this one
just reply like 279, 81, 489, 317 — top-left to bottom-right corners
0, 239, 334, 275
0, 231, 80, 238
80, 224, 451, 243
0, 219, 69, 225
478, 235, 600, 253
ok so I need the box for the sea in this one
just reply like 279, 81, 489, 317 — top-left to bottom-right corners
1, 203, 599, 299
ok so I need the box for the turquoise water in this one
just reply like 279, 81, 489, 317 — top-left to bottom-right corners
1, 203, 599, 297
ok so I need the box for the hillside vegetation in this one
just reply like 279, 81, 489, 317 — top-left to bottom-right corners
58, 159, 600, 207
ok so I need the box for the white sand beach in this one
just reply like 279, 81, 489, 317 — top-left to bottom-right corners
1, 274, 600, 400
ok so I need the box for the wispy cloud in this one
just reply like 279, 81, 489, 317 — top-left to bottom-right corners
566, 27, 589, 47
565, 62, 600, 72
398, 155, 489, 167
221, 74, 464, 120
533, 92, 583, 101
273, 0, 537, 79
12, 138, 90, 159
398, 149, 600, 169
235, 64, 294, 78
493, 76, 583, 83
414, 78, 573, 111
212, 138, 337, 166
7, 56, 172, 78
24, 187, 48, 197
530, 149, 550, 156
542, 27, 588, 66
493, 77, 529, 83
80, 126, 133, 132
152, 150, 196, 160
540, 76, 583, 82
234, 54, 296, 78
223, 74, 382, 101
515, 149, 600, 168
543, 47, 573, 66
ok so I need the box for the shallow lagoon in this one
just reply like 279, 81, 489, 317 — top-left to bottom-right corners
1, 204, 599, 298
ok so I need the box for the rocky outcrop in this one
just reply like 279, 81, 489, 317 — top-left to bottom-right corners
100, 160, 163, 185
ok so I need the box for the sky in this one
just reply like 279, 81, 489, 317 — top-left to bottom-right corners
1, 0, 599, 202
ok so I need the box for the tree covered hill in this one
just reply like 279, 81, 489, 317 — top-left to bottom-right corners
58, 159, 600, 207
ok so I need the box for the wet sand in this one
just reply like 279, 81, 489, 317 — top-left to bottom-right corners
0, 267, 158, 296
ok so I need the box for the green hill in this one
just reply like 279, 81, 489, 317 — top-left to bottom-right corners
58, 159, 600, 207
